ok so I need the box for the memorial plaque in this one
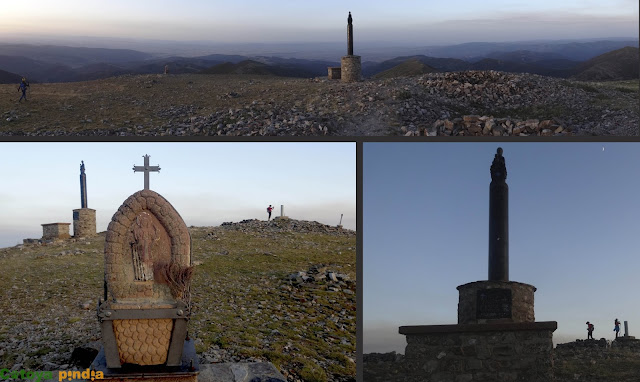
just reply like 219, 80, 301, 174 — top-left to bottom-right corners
477, 289, 511, 319
73, 211, 79, 220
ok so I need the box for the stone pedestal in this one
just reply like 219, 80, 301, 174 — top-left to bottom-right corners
341, 55, 361, 82
457, 281, 536, 324
73, 208, 96, 238
399, 322, 557, 382
328, 67, 342, 80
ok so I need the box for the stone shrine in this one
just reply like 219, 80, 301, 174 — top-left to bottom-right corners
398, 148, 557, 382
73, 161, 97, 238
92, 155, 198, 382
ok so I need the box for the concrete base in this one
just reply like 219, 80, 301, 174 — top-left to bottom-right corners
91, 339, 199, 382
398, 322, 557, 382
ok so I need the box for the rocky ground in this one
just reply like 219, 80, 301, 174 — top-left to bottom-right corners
0, 71, 636, 136
0, 219, 356, 382
363, 338, 640, 382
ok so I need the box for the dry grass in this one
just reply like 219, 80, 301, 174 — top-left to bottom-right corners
0, 74, 324, 133
0, 224, 356, 382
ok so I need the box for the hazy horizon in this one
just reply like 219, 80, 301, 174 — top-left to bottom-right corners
1, 1, 637, 51
0, 143, 356, 249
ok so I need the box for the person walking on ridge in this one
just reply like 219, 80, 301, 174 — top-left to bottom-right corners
586, 321, 594, 339
614, 318, 621, 338
17, 77, 29, 102
267, 205, 274, 221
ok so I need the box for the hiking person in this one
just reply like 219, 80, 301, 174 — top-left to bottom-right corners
267, 205, 274, 221
614, 319, 621, 338
17, 77, 29, 102
586, 321, 594, 339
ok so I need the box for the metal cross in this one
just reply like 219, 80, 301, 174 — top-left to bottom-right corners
133, 154, 160, 190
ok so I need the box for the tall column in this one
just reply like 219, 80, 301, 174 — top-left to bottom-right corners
80, 161, 88, 208
488, 148, 509, 281
347, 12, 354, 56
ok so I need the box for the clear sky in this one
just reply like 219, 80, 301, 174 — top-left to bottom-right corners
1, 0, 637, 45
0, 142, 355, 248
364, 142, 640, 354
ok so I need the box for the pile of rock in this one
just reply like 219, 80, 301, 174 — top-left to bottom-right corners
402, 114, 568, 136
218, 218, 355, 237
286, 264, 353, 293
418, 71, 553, 108
556, 338, 609, 350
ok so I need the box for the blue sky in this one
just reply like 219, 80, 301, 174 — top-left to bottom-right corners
1, 0, 637, 44
364, 142, 640, 354
0, 142, 355, 248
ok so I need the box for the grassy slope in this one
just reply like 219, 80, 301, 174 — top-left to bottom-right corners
0, 224, 356, 382
0, 74, 323, 133
372, 59, 439, 79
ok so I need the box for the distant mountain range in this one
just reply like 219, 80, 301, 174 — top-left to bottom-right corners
0, 68, 22, 84
372, 59, 439, 79
0, 39, 637, 83
571, 46, 639, 81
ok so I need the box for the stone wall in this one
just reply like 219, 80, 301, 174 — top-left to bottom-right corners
41, 223, 71, 240
388, 322, 557, 382
328, 67, 341, 80
458, 280, 536, 324
341, 55, 361, 83
73, 208, 96, 238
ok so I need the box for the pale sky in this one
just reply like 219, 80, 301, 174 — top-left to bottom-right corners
0, 142, 355, 248
0, 0, 637, 45
364, 143, 640, 354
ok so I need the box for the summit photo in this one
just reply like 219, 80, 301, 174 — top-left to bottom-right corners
0, 1, 637, 136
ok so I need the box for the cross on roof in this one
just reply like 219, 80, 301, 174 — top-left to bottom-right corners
132, 154, 160, 190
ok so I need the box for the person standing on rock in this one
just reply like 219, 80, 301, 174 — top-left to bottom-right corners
17, 77, 29, 102
586, 321, 594, 339
267, 205, 274, 221
614, 319, 621, 338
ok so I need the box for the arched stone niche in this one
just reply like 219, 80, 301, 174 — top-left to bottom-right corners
104, 189, 190, 304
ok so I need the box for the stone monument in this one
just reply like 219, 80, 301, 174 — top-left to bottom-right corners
73, 161, 97, 238
340, 12, 361, 82
398, 148, 557, 382
41, 222, 71, 241
92, 155, 198, 382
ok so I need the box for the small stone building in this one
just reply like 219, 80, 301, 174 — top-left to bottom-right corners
41, 223, 71, 240
328, 67, 342, 80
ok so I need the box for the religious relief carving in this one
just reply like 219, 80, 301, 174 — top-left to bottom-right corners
131, 212, 161, 281
490, 147, 507, 183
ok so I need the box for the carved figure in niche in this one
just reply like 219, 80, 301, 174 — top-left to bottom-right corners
131, 212, 160, 281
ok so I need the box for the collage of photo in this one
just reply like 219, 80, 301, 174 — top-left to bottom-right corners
0, 1, 638, 382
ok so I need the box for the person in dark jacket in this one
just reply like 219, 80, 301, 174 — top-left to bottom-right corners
17, 77, 29, 102
586, 321, 594, 339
